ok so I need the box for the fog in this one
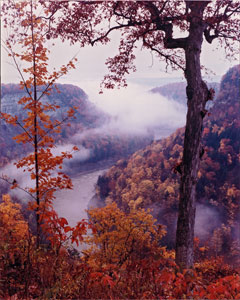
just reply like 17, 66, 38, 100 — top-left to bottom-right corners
54, 168, 108, 226
0, 161, 35, 202
74, 81, 187, 138
195, 204, 222, 240
0, 144, 92, 202
0, 80, 188, 239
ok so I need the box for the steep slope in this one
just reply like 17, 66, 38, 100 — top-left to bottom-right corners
1, 83, 106, 128
0, 83, 152, 169
0, 84, 106, 161
96, 65, 240, 255
150, 81, 220, 106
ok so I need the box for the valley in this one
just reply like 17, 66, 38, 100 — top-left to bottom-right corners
1, 1, 239, 297
1, 65, 239, 260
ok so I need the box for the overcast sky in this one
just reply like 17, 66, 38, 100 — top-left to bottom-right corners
1, 28, 237, 86
1, 18, 238, 120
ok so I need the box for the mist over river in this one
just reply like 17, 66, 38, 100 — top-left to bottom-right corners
53, 127, 177, 227
53, 167, 109, 227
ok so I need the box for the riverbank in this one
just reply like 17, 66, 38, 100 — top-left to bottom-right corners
67, 158, 118, 178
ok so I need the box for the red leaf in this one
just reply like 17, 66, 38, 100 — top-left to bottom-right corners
59, 217, 68, 227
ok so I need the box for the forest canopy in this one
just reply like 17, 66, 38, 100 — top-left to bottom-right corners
0, 0, 240, 298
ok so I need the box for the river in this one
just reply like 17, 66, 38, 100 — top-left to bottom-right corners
53, 167, 109, 227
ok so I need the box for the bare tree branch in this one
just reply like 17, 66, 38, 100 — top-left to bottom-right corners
90, 23, 137, 46
142, 37, 185, 71
0, 175, 36, 200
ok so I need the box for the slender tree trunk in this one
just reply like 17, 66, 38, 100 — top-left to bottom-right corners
30, 0, 40, 247
175, 2, 209, 269
34, 78, 40, 248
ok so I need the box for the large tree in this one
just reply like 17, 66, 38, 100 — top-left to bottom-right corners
44, 0, 240, 268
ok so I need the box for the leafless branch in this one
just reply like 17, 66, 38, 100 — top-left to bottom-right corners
0, 175, 36, 200
4, 45, 33, 99
142, 37, 185, 71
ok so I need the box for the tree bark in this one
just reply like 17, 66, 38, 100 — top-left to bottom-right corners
175, 1, 209, 269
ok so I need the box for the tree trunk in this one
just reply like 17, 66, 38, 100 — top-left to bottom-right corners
175, 2, 209, 269
30, 0, 41, 247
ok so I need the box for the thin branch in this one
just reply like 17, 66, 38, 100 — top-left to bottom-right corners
90, 23, 137, 46
4, 45, 33, 99
36, 8, 57, 22
36, 50, 80, 103
0, 113, 34, 146
142, 37, 185, 71
36, 81, 55, 103
37, 115, 70, 143
0, 175, 36, 200
41, 186, 57, 199
15, 120, 34, 143
204, 3, 240, 44
113, 2, 131, 21
224, 3, 240, 19
159, 1, 168, 16
218, 33, 239, 40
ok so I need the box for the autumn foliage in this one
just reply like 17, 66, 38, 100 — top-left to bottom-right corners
96, 65, 240, 260
1, 0, 240, 298
0, 0, 81, 246
46, 0, 240, 269
0, 195, 239, 299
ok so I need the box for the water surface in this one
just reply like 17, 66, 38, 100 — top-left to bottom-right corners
54, 168, 108, 227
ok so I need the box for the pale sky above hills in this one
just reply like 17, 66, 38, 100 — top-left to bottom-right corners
1, 17, 238, 124
1, 27, 237, 87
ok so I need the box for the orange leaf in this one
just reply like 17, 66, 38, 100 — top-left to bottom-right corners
64, 226, 72, 233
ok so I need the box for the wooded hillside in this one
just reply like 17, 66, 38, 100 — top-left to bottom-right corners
0, 83, 152, 169
96, 65, 240, 260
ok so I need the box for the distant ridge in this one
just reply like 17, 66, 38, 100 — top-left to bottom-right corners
0, 83, 153, 169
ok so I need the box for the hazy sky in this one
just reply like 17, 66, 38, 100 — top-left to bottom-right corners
1, 15, 238, 121
1, 27, 237, 87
